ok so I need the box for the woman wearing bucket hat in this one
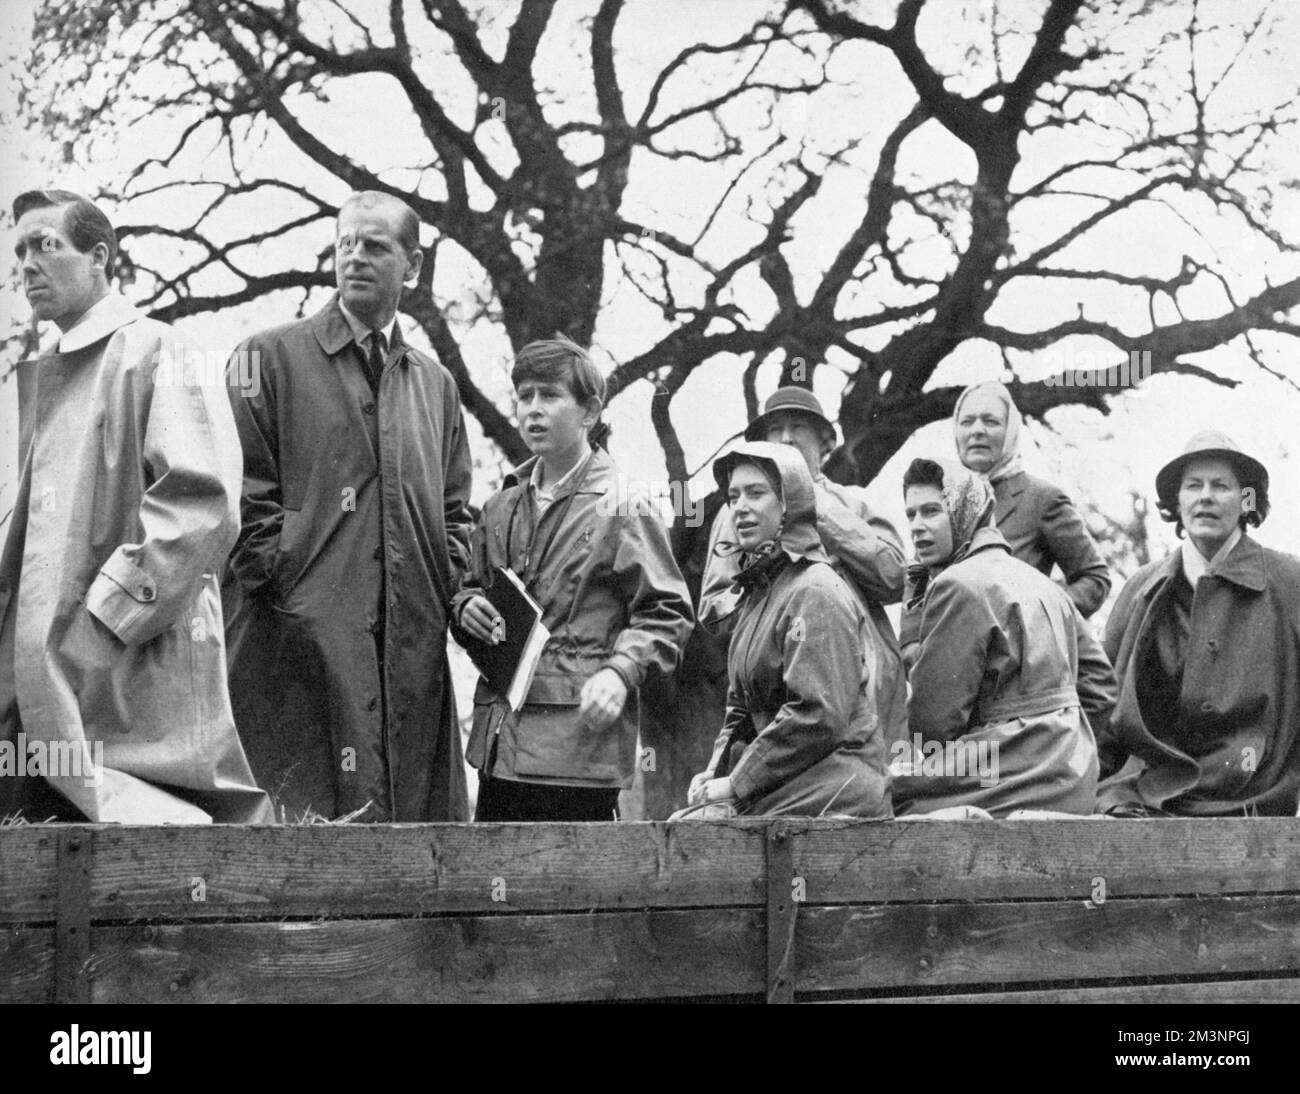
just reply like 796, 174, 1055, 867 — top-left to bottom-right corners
1098, 431, 1300, 816
676, 442, 892, 819
699, 386, 908, 748
901, 381, 1111, 664
896, 458, 1117, 817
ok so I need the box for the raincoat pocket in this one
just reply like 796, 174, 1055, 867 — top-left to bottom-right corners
511, 703, 624, 782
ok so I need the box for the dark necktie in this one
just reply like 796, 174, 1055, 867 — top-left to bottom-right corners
366, 330, 386, 394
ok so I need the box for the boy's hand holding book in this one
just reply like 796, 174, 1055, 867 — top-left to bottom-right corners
461, 595, 505, 645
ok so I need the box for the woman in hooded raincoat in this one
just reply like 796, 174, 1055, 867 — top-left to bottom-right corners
897, 458, 1116, 817
679, 442, 891, 819
901, 381, 1110, 661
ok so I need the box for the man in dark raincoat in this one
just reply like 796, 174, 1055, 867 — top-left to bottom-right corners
223, 191, 473, 821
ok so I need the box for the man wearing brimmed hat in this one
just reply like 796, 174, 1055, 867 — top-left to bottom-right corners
1098, 430, 1300, 817
700, 386, 908, 746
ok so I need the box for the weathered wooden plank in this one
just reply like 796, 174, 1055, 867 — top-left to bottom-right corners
796, 817, 1300, 905
0, 823, 765, 924
766, 821, 797, 1004
850, 978, 1300, 1003
3, 819, 1299, 924
798, 894, 1300, 994
81, 911, 767, 1003
0, 826, 57, 923
5, 894, 1295, 1004
54, 830, 91, 1004
0, 927, 54, 1003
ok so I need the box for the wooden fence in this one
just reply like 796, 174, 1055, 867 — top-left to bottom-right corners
2, 818, 1299, 1003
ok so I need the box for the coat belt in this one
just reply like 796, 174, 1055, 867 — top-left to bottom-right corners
978, 685, 1079, 724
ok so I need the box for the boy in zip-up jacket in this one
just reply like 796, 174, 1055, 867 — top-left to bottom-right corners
451, 337, 694, 821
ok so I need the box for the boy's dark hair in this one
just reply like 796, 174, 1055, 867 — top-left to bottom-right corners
13, 189, 118, 278
903, 457, 946, 494
511, 335, 606, 407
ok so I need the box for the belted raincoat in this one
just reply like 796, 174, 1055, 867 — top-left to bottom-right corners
701, 474, 908, 749
701, 443, 892, 817
451, 447, 694, 789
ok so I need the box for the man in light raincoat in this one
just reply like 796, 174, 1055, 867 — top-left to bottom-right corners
0, 189, 271, 823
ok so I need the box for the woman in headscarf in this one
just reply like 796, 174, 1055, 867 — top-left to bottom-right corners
901, 382, 1110, 663
1098, 431, 1300, 816
677, 441, 891, 819
896, 458, 1116, 817
957, 381, 1110, 608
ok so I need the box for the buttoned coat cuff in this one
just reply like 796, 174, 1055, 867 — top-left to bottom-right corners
85, 553, 162, 646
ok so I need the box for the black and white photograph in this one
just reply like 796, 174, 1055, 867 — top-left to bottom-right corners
0, 0, 1297, 1031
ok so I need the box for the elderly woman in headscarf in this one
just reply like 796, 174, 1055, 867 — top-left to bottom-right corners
677, 441, 891, 819
901, 382, 1110, 663
1098, 431, 1300, 817
895, 458, 1117, 817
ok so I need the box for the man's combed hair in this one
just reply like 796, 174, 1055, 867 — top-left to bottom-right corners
13, 189, 118, 278
903, 457, 946, 494
511, 334, 606, 407
340, 191, 420, 252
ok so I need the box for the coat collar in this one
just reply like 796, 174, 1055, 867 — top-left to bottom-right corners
311, 294, 417, 362
954, 523, 1010, 563
56, 292, 144, 353
504, 446, 614, 497
1138, 532, 1266, 600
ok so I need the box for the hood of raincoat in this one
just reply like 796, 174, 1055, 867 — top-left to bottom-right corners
712, 441, 828, 566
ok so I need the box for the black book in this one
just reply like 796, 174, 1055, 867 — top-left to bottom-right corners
462, 567, 551, 710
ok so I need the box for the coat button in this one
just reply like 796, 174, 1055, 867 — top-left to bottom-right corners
1200, 701, 1213, 713
140, 587, 155, 601
362, 401, 376, 415
373, 545, 383, 560
365, 697, 378, 711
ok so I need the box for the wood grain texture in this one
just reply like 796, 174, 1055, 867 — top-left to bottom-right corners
845, 978, 1300, 1003
0, 927, 55, 1003
4, 819, 1298, 924
81, 911, 766, 1003
4, 894, 1296, 1003
797, 894, 1300, 993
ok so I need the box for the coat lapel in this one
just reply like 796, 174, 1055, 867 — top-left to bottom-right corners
994, 471, 1027, 527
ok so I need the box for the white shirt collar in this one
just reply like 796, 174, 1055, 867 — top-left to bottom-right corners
1181, 526, 1242, 587
338, 300, 398, 349
56, 292, 144, 353
529, 442, 591, 503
